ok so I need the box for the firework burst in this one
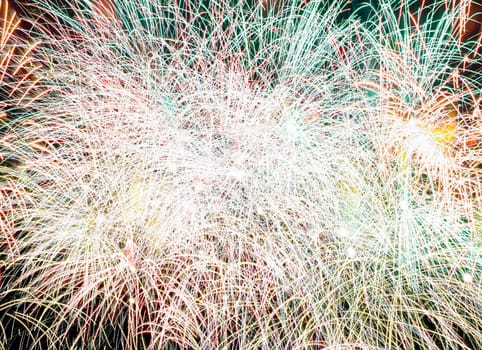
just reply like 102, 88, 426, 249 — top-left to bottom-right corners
1, 0, 481, 349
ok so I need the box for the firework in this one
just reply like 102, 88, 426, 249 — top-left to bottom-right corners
1, 0, 481, 349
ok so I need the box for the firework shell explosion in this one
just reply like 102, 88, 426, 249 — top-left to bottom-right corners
0, 0, 481, 349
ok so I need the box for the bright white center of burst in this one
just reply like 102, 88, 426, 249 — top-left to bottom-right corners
399, 199, 409, 211
193, 180, 208, 192
228, 167, 246, 181
166, 159, 179, 172
336, 227, 359, 241
285, 120, 299, 136
96, 214, 107, 225
284, 117, 303, 141
462, 273, 473, 283
403, 119, 445, 164
346, 246, 356, 258
337, 227, 350, 238
129, 297, 136, 305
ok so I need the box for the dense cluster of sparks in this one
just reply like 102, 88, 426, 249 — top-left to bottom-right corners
0, 0, 481, 349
